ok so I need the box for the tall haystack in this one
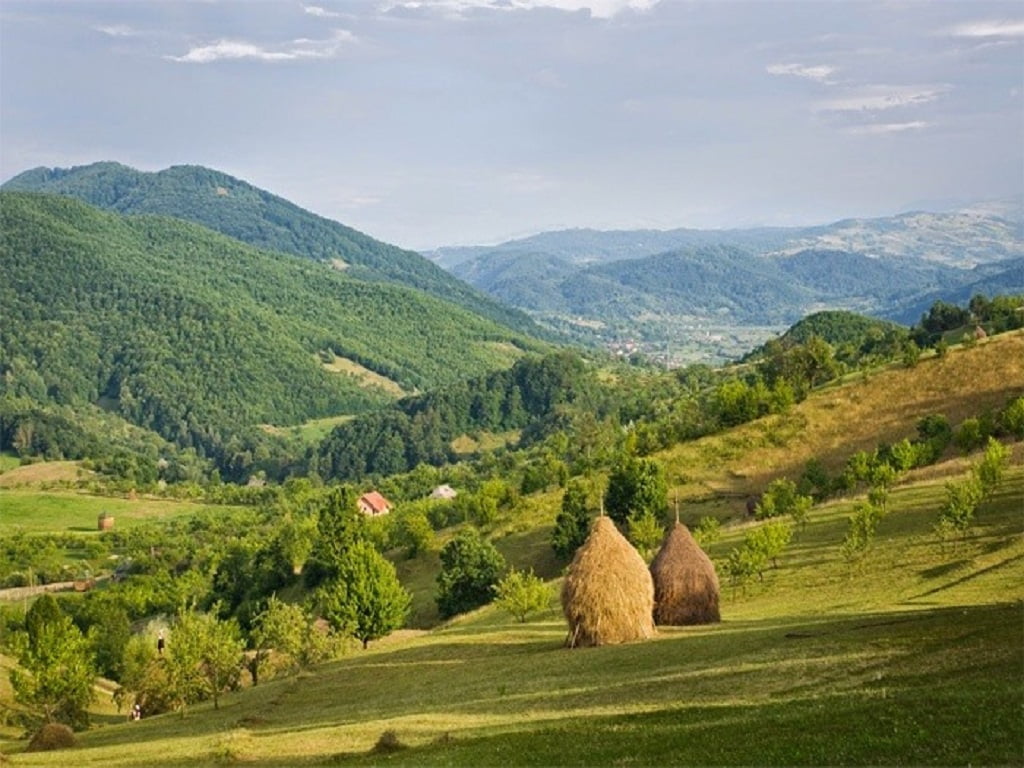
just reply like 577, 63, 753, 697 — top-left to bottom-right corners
561, 516, 655, 647
650, 521, 720, 625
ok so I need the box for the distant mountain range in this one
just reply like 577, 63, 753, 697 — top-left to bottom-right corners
424, 202, 1024, 362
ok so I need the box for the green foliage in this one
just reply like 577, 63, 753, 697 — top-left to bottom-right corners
627, 510, 665, 560
316, 540, 410, 648
755, 478, 812, 528
840, 501, 886, 563
249, 597, 333, 683
725, 519, 793, 589
393, 507, 435, 558
551, 478, 595, 560
3, 162, 539, 335
937, 475, 985, 536
315, 351, 594, 482
163, 609, 245, 715
975, 438, 1010, 496
0, 191, 544, 479
604, 456, 668, 528
999, 396, 1024, 439
10, 610, 96, 729
493, 568, 551, 623
692, 516, 721, 547
436, 529, 507, 619
954, 418, 987, 454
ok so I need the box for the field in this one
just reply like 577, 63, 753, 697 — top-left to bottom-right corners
1, 333, 1022, 765
2, 463, 1021, 766
0, 491, 246, 535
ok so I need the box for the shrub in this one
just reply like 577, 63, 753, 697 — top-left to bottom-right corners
493, 568, 550, 623
372, 729, 407, 754
693, 516, 721, 547
26, 723, 75, 752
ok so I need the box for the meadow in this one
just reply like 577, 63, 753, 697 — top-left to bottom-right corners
3, 464, 1021, 766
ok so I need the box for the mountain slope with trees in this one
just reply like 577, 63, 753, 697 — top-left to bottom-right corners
2, 162, 541, 337
0, 192, 546, 477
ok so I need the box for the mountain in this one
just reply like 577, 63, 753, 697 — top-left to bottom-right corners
0, 192, 547, 472
431, 206, 1023, 362
2, 162, 541, 337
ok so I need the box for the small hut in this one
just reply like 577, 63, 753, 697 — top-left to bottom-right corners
97, 512, 114, 532
650, 521, 720, 625
561, 516, 655, 648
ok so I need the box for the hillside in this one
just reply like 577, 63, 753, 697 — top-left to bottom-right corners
2, 162, 541, 337
0, 192, 545, 472
433, 209, 1023, 363
3, 335, 1021, 766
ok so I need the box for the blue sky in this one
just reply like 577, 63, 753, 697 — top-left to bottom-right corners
1, 1, 1021, 248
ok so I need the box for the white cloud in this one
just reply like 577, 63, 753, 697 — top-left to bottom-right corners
848, 121, 929, 135
94, 24, 139, 37
303, 4, 342, 18
766, 62, 836, 84
816, 85, 947, 113
382, 0, 659, 19
949, 19, 1024, 39
167, 29, 355, 63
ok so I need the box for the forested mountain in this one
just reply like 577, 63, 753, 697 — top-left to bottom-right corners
2, 162, 540, 336
0, 192, 546, 475
431, 206, 1023, 363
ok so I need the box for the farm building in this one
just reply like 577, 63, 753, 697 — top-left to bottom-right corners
429, 484, 458, 500
358, 491, 392, 516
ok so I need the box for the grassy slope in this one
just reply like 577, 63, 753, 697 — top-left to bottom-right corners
3, 337, 1023, 765
666, 332, 1024, 512
0, 491, 246, 535
3, 469, 1020, 766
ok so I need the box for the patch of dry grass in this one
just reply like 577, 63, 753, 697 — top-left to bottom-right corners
0, 462, 91, 488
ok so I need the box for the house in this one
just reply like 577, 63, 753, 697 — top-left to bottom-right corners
358, 491, 392, 516
429, 484, 458, 500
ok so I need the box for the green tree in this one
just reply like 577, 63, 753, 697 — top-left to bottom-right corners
436, 529, 507, 618
249, 597, 310, 682
393, 507, 434, 558
551, 478, 594, 560
745, 519, 793, 570
10, 612, 96, 729
493, 568, 551, 623
163, 610, 244, 716
604, 456, 668, 528
317, 541, 410, 649
974, 437, 1009, 494
627, 509, 664, 560
756, 478, 812, 528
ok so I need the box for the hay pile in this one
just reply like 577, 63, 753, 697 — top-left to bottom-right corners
650, 521, 720, 625
26, 723, 75, 752
562, 516, 655, 647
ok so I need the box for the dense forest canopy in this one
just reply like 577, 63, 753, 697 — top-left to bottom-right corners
0, 192, 546, 478
2, 162, 542, 337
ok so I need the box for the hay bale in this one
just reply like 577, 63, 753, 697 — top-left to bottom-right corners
650, 521, 721, 625
26, 722, 75, 752
561, 516, 655, 647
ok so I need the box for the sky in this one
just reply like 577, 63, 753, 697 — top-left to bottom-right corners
1, 1, 1022, 250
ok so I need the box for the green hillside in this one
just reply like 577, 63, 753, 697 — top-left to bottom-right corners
0, 192, 544, 472
2, 162, 541, 337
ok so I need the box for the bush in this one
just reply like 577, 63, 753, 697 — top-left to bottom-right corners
27, 723, 75, 752
493, 569, 550, 623
372, 729, 407, 754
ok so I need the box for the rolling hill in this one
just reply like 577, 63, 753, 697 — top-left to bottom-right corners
0, 192, 547, 473
2, 162, 542, 337
430, 207, 1024, 362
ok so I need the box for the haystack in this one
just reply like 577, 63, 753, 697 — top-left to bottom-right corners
650, 521, 720, 625
561, 516, 655, 647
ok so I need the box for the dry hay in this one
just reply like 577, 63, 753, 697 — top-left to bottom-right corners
26, 723, 75, 752
650, 522, 721, 625
561, 516, 655, 648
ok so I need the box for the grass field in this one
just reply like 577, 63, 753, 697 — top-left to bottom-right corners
3, 464, 1021, 766
0, 491, 246, 535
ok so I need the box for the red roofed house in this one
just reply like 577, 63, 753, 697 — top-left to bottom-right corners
358, 491, 392, 517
